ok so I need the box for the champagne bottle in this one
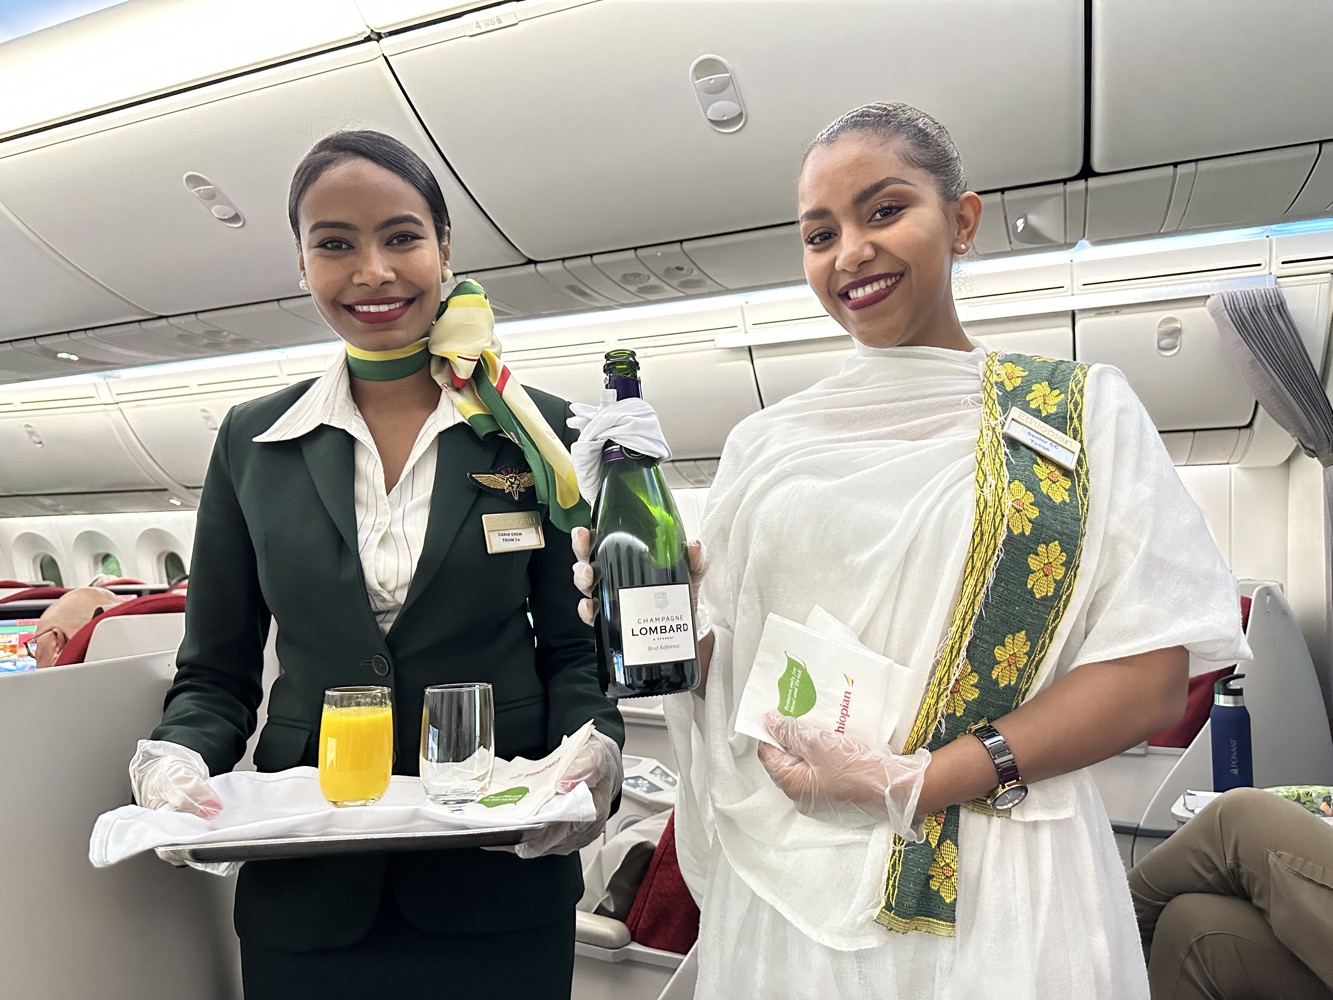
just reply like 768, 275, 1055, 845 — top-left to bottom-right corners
592, 349, 700, 698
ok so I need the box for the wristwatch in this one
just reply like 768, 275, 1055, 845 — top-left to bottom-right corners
971, 723, 1028, 810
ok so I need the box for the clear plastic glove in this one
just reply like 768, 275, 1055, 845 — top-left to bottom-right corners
571, 526, 708, 630
567, 398, 673, 505
757, 713, 931, 839
516, 728, 623, 859
129, 739, 223, 820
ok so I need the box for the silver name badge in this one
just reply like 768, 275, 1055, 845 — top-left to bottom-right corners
481, 511, 545, 554
1001, 406, 1081, 471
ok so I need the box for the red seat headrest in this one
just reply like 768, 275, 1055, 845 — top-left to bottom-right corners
54, 593, 187, 666
0, 586, 69, 604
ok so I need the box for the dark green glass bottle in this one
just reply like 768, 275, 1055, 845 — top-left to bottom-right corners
593, 350, 700, 698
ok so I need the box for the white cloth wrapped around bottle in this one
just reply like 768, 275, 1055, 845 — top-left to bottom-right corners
567, 397, 673, 503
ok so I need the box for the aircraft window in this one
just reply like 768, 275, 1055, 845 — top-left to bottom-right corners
95, 553, 123, 578
37, 555, 63, 587
163, 552, 187, 583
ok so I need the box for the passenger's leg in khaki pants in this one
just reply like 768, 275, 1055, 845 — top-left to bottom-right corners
1127, 786, 1333, 999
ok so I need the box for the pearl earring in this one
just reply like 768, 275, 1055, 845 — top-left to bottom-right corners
956, 243, 968, 254
441, 267, 453, 284
299, 278, 309, 291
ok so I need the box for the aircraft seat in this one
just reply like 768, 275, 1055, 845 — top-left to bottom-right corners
1088, 583, 1333, 867
0, 585, 68, 604
0, 578, 38, 587
1146, 595, 1252, 749
0, 650, 241, 999
54, 593, 186, 667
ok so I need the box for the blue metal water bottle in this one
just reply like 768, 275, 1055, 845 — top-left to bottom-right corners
1210, 673, 1253, 791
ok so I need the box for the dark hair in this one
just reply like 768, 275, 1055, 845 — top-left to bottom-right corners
287, 130, 451, 243
802, 102, 967, 202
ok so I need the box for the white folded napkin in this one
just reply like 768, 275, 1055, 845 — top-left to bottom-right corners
91, 721, 598, 869
734, 606, 914, 749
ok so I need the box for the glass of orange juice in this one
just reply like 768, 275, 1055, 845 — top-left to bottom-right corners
318, 686, 393, 807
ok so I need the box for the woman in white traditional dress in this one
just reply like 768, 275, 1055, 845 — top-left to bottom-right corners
575, 103, 1249, 999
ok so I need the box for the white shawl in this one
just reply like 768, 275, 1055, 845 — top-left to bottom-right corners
663, 343, 1249, 951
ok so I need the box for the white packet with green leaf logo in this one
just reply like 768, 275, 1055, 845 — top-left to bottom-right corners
734, 608, 913, 749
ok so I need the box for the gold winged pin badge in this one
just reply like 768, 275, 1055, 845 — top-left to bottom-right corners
469, 467, 536, 501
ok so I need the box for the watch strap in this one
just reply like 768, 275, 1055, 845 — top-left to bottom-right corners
972, 722, 1022, 787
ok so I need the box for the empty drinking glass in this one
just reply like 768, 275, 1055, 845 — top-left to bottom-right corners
420, 682, 495, 807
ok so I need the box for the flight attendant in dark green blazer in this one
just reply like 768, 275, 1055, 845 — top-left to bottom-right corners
127, 130, 625, 1000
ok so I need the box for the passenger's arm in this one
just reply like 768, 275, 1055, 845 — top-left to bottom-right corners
914, 645, 1188, 816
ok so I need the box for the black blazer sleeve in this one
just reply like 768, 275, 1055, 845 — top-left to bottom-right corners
152, 408, 270, 776
527, 395, 625, 752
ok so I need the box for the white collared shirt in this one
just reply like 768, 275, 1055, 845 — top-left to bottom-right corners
254, 354, 462, 633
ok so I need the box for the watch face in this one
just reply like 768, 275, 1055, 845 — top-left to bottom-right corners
992, 785, 1028, 810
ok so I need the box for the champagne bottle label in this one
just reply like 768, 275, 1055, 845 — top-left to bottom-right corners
617, 584, 694, 666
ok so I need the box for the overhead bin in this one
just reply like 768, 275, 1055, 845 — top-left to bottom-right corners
1091, 0, 1333, 171
1073, 275, 1331, 465
0, 383, 175, 495
107, 362, 289, 489
966, 315, 1074, 360
0, 0, 369, 140
0, 492, 189, 517
0, 200, 147, 342
0, 45, 522, 319
1072, 240, 1270, 295
384, 0, 1083, 260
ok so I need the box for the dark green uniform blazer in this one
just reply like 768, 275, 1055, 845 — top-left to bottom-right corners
152, 378, 623, 953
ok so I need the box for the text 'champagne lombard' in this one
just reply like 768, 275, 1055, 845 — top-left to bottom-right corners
593, 350, 700, 698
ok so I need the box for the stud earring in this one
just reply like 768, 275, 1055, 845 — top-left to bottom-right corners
441, 267, 453, 284
956, 243, 968, 254
298, 278, 309, 291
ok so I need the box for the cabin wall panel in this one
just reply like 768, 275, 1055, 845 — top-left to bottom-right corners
0, 512, 196, 587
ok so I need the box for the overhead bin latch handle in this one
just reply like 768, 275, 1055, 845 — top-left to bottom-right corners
690, 55, 746, 134
1156, 315, 1184, 356
183, 172, 244, 229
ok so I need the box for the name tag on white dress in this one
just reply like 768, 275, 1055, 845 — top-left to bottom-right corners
482, 511, 545, 554
1002, 406, 1081, 471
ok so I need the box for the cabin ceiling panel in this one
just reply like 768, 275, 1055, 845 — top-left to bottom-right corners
1177, 146, 1319, 233
0, 46, 522, 319
386, 0, 1083, 260
1091, 0, 1333, 171
356, 0, 598, 33
0, 0, 369, 141
0, 200, 148, 342
0, 492, 187, 517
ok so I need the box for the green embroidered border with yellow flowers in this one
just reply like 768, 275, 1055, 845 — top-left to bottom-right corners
876, 352, 1090, 936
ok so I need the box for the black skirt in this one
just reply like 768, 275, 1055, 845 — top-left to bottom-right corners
240, 880, 576, 1000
